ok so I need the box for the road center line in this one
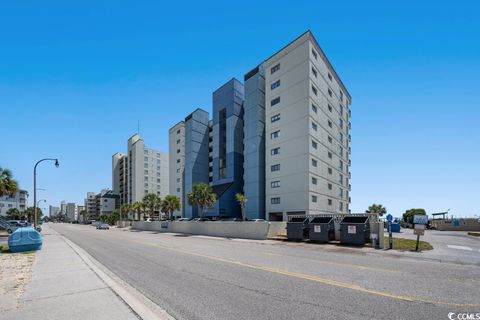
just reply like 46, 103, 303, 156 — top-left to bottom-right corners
123, 237, 479, 308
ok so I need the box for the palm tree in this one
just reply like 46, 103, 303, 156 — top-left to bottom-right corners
235, 193, 247, 221
366, 204, 387, 217
132, 201, 145, 221
187, 183, 216, 220
142, 193, 161, 220
120, 203, 131, 221
79, 210, 88, 224
161, 195, 181, 220
0, 167, 19, 197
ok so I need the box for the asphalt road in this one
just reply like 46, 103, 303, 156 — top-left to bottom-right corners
49, 223, 480, 320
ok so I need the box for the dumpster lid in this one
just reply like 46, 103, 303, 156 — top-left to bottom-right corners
310, 217, 333, 223
289, 217, 307, 223
341, 216, 369, 223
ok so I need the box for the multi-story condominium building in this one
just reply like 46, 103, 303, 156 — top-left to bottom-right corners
60, 200, 66, 216
127, 134, 169, 203
84, 192, 97, 217
112, 152, 128, 207
0, 189, 28, 216
183, 109, 210, 218
169, 121, 185, 218
170, 30, 350, 221
95, 189, 118, 217
261, 31, 351, 220
49, 205, 60, 217
65, 202, 77, 222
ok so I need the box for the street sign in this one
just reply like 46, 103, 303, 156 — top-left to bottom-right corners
414, 228, 425, 236
413, 215, 428, 225
386, 214, 393, 222
370, 233, 378, 240
314, 225, 321, 233
414, 224, 425, 230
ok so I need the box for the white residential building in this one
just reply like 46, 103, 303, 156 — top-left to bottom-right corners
263, 31, 351, 220
112, 152, 128, 207
125, 134, 169, 203
0, 190, 28, 216
168, 122, 185, 218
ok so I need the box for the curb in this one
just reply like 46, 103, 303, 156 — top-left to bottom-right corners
61, 236, 175, 320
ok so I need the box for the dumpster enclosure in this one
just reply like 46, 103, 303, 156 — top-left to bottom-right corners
308, 217, 335, 242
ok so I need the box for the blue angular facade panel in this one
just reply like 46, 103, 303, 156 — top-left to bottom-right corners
184, 108, 210, 218
243, 65, 266, 219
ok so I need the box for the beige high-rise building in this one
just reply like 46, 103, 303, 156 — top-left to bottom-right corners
127, 134, 169, 203
264, 31, 351, 220
168, 122, 185, 218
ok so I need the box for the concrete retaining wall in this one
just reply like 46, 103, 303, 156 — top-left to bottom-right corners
131, 221, 270, 240
431, 219, 480, 231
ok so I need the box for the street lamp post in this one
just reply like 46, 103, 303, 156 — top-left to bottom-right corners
34, 158, 59, 228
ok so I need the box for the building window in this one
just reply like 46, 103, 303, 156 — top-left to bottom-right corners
144, 177, 148, 181
144, 183, 148, 188
339, 188, 344, 198
156, 166, 160, 170
340, 133, 344, 143
328, 152, 332, 159
157, 153, 161, 157
339, 173, 344, 184
271, 80, 280, 90
312, 177, 317, 185
144, 163, 148, 168
177, 168, 180, 173
340, 104, 344, 116
328, 136, 333, 143
177, 159, 180, 163
271, 197, 281, 204
177, 149, 180, 154
157, 178, 160, 183
144, 170, 148, 175
328, 183, 332, 190
328, 167, 332, 174
157, 159, 161, 164
157, 172, 161, 176
328, 89, 333, 97
144, 157, 148, 161
339, 146, 343, 157
271, 180, 280, 188
312, 104, 318, 113
271, 164, 280, 172
271, 63, 280, 74
311, 67, 317, 78
328, 104, 333, 112
177, 188, 181, 192
177, 139, 180, 144
311, 48, 317, 60
328, 199, 333, 206
328, 120, 333, 128
311, 140, 317, 149
271, 114, 280, 123
271, 97, 280, 106
340, 90, 344, 102
328, 73, 333, 81
311, 121, 317, 131
144, 149, 148, 155
312, 85, 317, 96
339, 119, 344, 129
339, 160, 343, 171
311, 159, 317, 167
177, 178, 180, 183
177, 129, 181, 134
312, 195, 317, 203
271, 147, 280, 155
271, 130, 280, 139
339, 202, 344, 211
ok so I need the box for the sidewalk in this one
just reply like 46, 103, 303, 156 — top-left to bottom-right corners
3, 224, 139, 320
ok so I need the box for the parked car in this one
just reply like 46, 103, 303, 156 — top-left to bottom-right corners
96, 223, 110, 230
192, 218, 210, 222
177, 218, 192, 221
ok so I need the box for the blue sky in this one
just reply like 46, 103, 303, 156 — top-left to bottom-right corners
1, 1, 479, 217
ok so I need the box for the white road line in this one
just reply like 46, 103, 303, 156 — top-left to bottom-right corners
447, 245, 473, 251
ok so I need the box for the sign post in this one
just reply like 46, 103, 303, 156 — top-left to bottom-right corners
386, 214, 393, 249
413, 215, 428, 251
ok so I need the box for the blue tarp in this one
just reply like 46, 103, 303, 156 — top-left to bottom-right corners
8, 227, 43, 253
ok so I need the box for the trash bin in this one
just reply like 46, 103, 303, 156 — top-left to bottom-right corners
8, 227, 43, 253
308, 217, 335, 242
287, 217, 309, 241
340, 216, 370, 245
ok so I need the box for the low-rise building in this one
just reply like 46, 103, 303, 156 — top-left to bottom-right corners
0, 189, 28, 216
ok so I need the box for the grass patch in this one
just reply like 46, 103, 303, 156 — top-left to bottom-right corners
468, 232, 480, 237
384, 237, 433, 252
1, 245, 10, 253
